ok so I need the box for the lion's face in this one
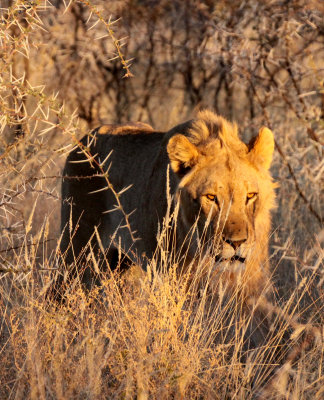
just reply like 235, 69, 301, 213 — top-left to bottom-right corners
179, 155, 269, 268
167, 117, 276, 282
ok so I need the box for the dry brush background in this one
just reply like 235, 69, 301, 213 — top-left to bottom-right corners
0, 0, 323, 399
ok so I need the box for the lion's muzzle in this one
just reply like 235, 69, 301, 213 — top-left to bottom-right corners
214, 239, 253, 273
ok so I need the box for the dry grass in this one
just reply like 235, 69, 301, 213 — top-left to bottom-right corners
0, 1, 323, 399
0, 235, 323, 399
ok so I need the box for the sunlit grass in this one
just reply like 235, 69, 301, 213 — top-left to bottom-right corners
0, 217, 322, 398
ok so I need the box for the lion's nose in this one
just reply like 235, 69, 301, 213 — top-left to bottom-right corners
223, 236, 247, 250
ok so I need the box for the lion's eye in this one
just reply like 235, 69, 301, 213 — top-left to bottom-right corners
206, 194, 219, 205
246, 192, 257, 201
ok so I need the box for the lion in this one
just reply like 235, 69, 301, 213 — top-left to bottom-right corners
57, 110, 276, 297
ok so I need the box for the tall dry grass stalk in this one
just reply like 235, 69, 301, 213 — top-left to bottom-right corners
0, 1, 323, 399
1, 227, 323, 399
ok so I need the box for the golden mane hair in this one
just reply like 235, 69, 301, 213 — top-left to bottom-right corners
188, 110, 248, 154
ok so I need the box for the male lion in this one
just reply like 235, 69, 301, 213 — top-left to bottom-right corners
58, 110, 276, 297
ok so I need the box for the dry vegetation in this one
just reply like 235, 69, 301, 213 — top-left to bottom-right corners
0, 0, 323, 398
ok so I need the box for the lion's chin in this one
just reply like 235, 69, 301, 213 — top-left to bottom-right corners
215, 254, 246, 274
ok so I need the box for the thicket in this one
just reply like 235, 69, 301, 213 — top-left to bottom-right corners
0, 1, 323, 398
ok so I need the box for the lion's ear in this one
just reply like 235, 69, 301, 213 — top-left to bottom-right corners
249, 127, 274, 170
167, 134, 199, 174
